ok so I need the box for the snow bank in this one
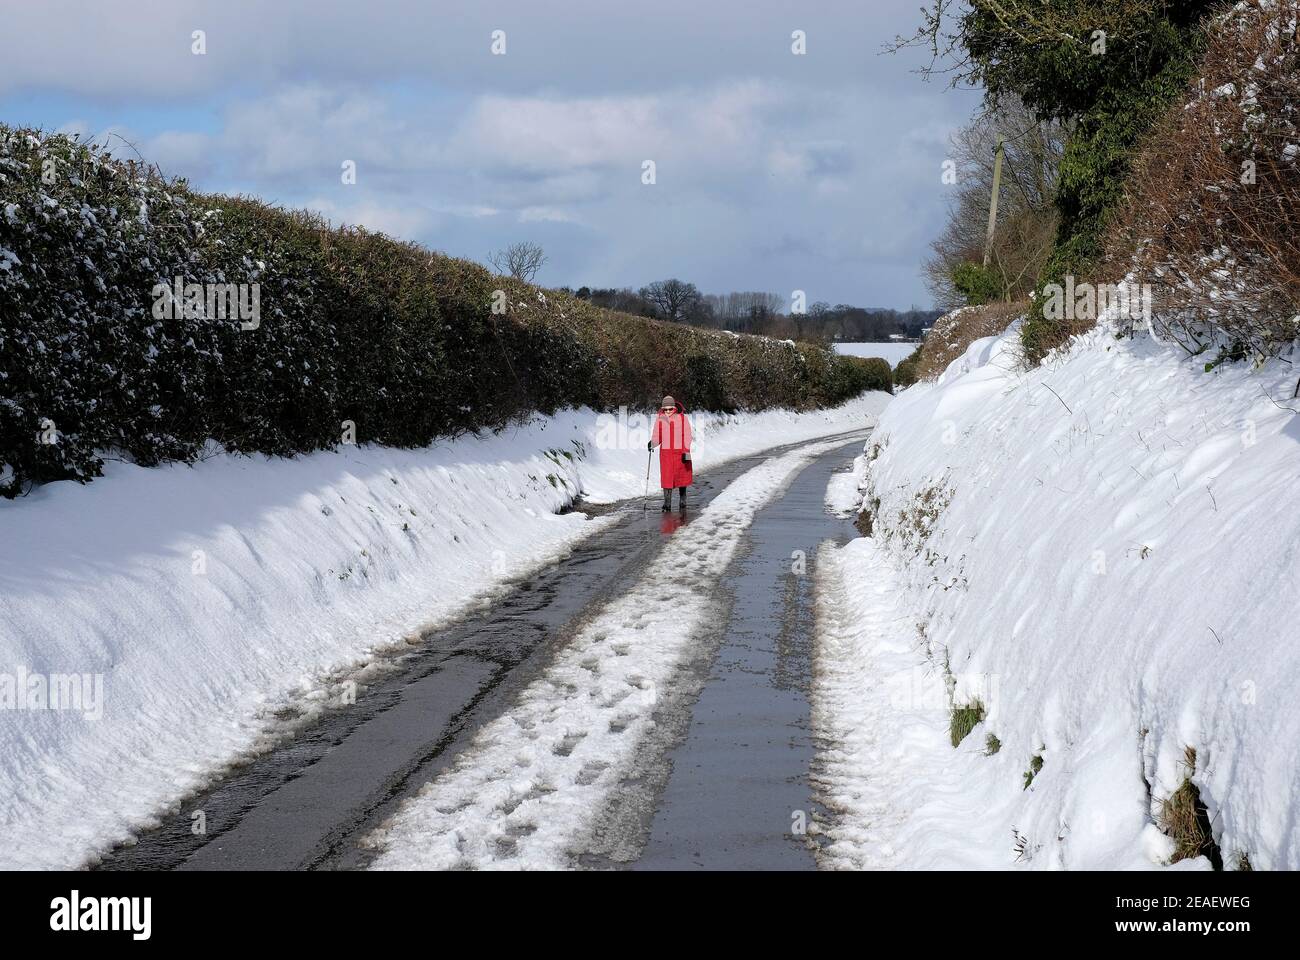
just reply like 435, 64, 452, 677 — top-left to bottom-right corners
813, 537, 1009, 868
819, 323, 1300, 870
824, 466, 859, 516
0, 394, 887, 870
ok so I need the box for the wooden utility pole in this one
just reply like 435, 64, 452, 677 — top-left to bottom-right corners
982, 134, 1005, 268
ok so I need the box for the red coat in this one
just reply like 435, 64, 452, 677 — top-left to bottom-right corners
652, 405, 693, 489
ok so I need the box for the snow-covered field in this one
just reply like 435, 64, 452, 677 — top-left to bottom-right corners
814, 319, 1300, 870
0, 395, 887, 870
833, 342, 918, 366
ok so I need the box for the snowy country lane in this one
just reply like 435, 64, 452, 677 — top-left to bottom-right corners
95, 432, 871, 871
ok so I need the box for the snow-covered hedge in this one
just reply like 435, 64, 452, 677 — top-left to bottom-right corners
0, 126, 885, 497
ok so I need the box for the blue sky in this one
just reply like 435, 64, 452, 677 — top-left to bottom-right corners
0, 0, 981, 308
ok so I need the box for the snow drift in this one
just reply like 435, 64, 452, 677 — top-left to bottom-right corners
817, 321, 1300, 870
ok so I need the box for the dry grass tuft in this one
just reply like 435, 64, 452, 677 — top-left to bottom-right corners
1158, 746, 1224, 869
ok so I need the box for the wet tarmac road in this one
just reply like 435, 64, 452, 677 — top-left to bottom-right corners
631, 440, 858, 869
94, 433, 865, 871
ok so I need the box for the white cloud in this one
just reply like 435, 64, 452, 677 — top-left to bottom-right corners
220, 86, 441, 183
518, 206, 580, 224
304, 195, 439, 239
442, 204, 501, 219
450, 80, 780, 182
144, 131, 216, 180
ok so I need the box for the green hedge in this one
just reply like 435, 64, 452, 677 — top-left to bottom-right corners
893, 344, 924, 389
853, 357, 892, 395
0, 126, 881, 496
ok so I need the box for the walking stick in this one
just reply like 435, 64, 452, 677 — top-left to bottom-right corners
643, 449, 652, 511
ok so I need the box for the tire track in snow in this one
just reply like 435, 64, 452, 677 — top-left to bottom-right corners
363, 438, 857, 870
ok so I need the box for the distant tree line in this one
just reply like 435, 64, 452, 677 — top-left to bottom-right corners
560, 281, 942, 343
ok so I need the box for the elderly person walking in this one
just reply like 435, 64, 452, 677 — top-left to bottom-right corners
648, 395, 693, 511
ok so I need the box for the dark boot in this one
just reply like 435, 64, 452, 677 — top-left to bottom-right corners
677, 486, 687, 510
662, 489, 671, 512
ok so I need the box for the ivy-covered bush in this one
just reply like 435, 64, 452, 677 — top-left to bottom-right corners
0, 126, 880, 497
951, 261, 1003, 306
